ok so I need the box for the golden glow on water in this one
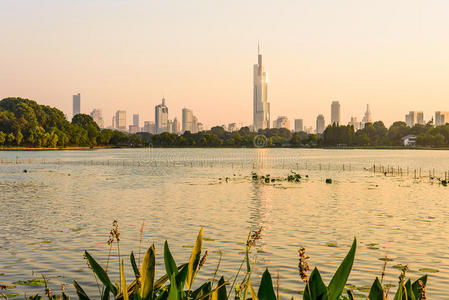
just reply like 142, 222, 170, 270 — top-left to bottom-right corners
0, 148, 448, 298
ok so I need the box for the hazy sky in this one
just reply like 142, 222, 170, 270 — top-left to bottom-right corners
1, 0, 449, 129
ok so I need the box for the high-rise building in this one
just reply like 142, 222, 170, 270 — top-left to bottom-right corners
362, 104, 372, 125
167, 120, 173, 133
112, 116, 116, 129
405, 111, 424, 127
348, 116, 361, 131
90, 109, 104, 128
143, 121, 156, 134
316, 114, 325, 134
155, 98, 169, 133
72, 93, 80, 117
182, 108, 194, 133
133, 114, 140, 127
253, 45, 270, 131
274, 116, 290, 130
331, 101, 340, 125
294, 119, 304, 132
192, 116, 199, 133
435, 111, 449, 126
115, 110, 126, 131
172, 117, 180, 134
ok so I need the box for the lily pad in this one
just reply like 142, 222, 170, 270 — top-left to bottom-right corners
1, 293, 19, 298
326, 242, 338, 247
419, 268, 439, 273
378, 257, 394, 262
356, 285, 371, 292
203, 237, 215, 241
392, 264, 406, 270
13, 278, 48, 286
257, 250, 273, 254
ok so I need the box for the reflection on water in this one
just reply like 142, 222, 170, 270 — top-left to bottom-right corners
1, 148, 449, 298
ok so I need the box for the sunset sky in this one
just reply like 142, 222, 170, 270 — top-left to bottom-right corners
1, 0, 449, 129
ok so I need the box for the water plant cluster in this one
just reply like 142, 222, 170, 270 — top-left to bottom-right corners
1, 223, 430, 300
251, 171, 309, 184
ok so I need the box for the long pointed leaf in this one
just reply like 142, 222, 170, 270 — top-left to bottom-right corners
139, 245, 156, 300
164, 241, 178, 279
120, 260, 129, 300
248, 279, 258, 300
168, 273, 180, 300
101, 287, 110, 300
84, 251, 118, 296
73, 281, 91, 300
258, 269, 276, 300
368, 278, 384, 300
211, 276, 227, 300
303, 268, 327, 300
405, 279, 415, 300
131, 252, 140, 279
411, 275, 427, 299
186, 228, 203, 290
327, 238, 357, 300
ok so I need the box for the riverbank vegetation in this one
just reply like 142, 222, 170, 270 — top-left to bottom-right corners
1, 224, 430, 300
1, 97, 449, 149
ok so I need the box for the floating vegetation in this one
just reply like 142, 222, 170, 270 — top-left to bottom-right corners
13, 278, 47, 286
392, 264, 407, 270
256, 250, 273, 254
419, 268, 439, 273
203, 237, 215, 241
69, 227, 82, 232
367, 245, 379, 250
326, 242, 338, 247
378, 257, 394, 262
1, 293, 19, 298
325, 178, 332, 184
0, 273, 4, 276
287, 171, 302, 182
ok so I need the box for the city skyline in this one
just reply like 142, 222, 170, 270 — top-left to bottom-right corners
2, 1, 449, 129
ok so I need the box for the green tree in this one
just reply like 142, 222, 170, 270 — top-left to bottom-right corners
6, 132, 15, 145
0, 131, 6, 145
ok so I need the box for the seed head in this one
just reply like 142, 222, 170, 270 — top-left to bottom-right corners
298, 247, 310, 283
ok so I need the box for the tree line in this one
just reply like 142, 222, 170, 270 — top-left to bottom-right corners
1, 97, 449, 148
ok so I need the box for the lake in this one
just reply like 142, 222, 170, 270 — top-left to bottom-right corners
1, 148, 448, 298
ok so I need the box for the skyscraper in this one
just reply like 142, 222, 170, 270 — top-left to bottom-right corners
362, 104, 372, 124
115, 110, 126, 131
316, 114, 325, 134
72, 93, 80, 117
192, 116, 198, 133
143, 121, 156, 134
405, 111, 424, 127
274, 116, 290, 130
253, 45, 270, 131
348, 117, 361, 131
90, 109, 104, 128
331, 101, 340, 125
435, 111, 449, 126
182, 108, 193, 133
133, 114, 140, 127
155, 98, 169, 133
172, 117, 180, 134
294, 119, 303, 132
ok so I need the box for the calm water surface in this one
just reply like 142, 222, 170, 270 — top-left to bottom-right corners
1, 148, 449, 298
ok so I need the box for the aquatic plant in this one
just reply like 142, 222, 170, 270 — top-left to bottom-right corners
12, 226, 430, 300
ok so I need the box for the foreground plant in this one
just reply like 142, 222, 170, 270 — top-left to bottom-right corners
19, 224, 430, 300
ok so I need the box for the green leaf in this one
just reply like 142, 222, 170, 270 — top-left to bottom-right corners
164, 241, 178, 279
393, 282, 405, 300
62, 290, 70, 300
327, 238, 357, 300
175, 263, 189, 291
367, 278, 384, 300
120, 260, 129, 300
84, 251, 118, 296
192, 282, 211, 299
168, 273, 180, 300
411, 275, 427, 299
303, 268, 327, 300
73, 280, 91, 300
211, 276, 227, 300
101, 286, 110, 300
186, 228, 203, 290
248, 279, 258, 300
257, 269, 276, 300
405, 279, 415, 300
139, 245, 156, 300
131, 252, 140, 279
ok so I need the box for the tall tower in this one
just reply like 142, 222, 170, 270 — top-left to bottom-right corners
331, 101, 340, 125
253, 44, 270, 131
155, 98, 169, 134
72, 93, 80, 117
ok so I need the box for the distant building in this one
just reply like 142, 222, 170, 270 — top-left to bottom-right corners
172, 117, 180, 134
316, 114, 325, 134
228, 123, 239, 132
143, 121, 156, 134
274, 116, 290, 130
182, 108, 194, 133
331, 101, 340, 125
73, 93, 80, 117
112, 116, 116, 129
115, 110, 126, 131
304, 126, 313, 134
405, 111, 424, 127
90, 108, 104, 128
133, 114, 140, 127
435, 111, 449, 126
348, 116, 361, 131
155, 98, 169, 133
294, 119, 303, 132
129, 125, 139, 134
197, 122, 204, 132
401, 134, 417, 146
253, 45, 270, 130
192, 116, 199, 133
361, 104, 372, 128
